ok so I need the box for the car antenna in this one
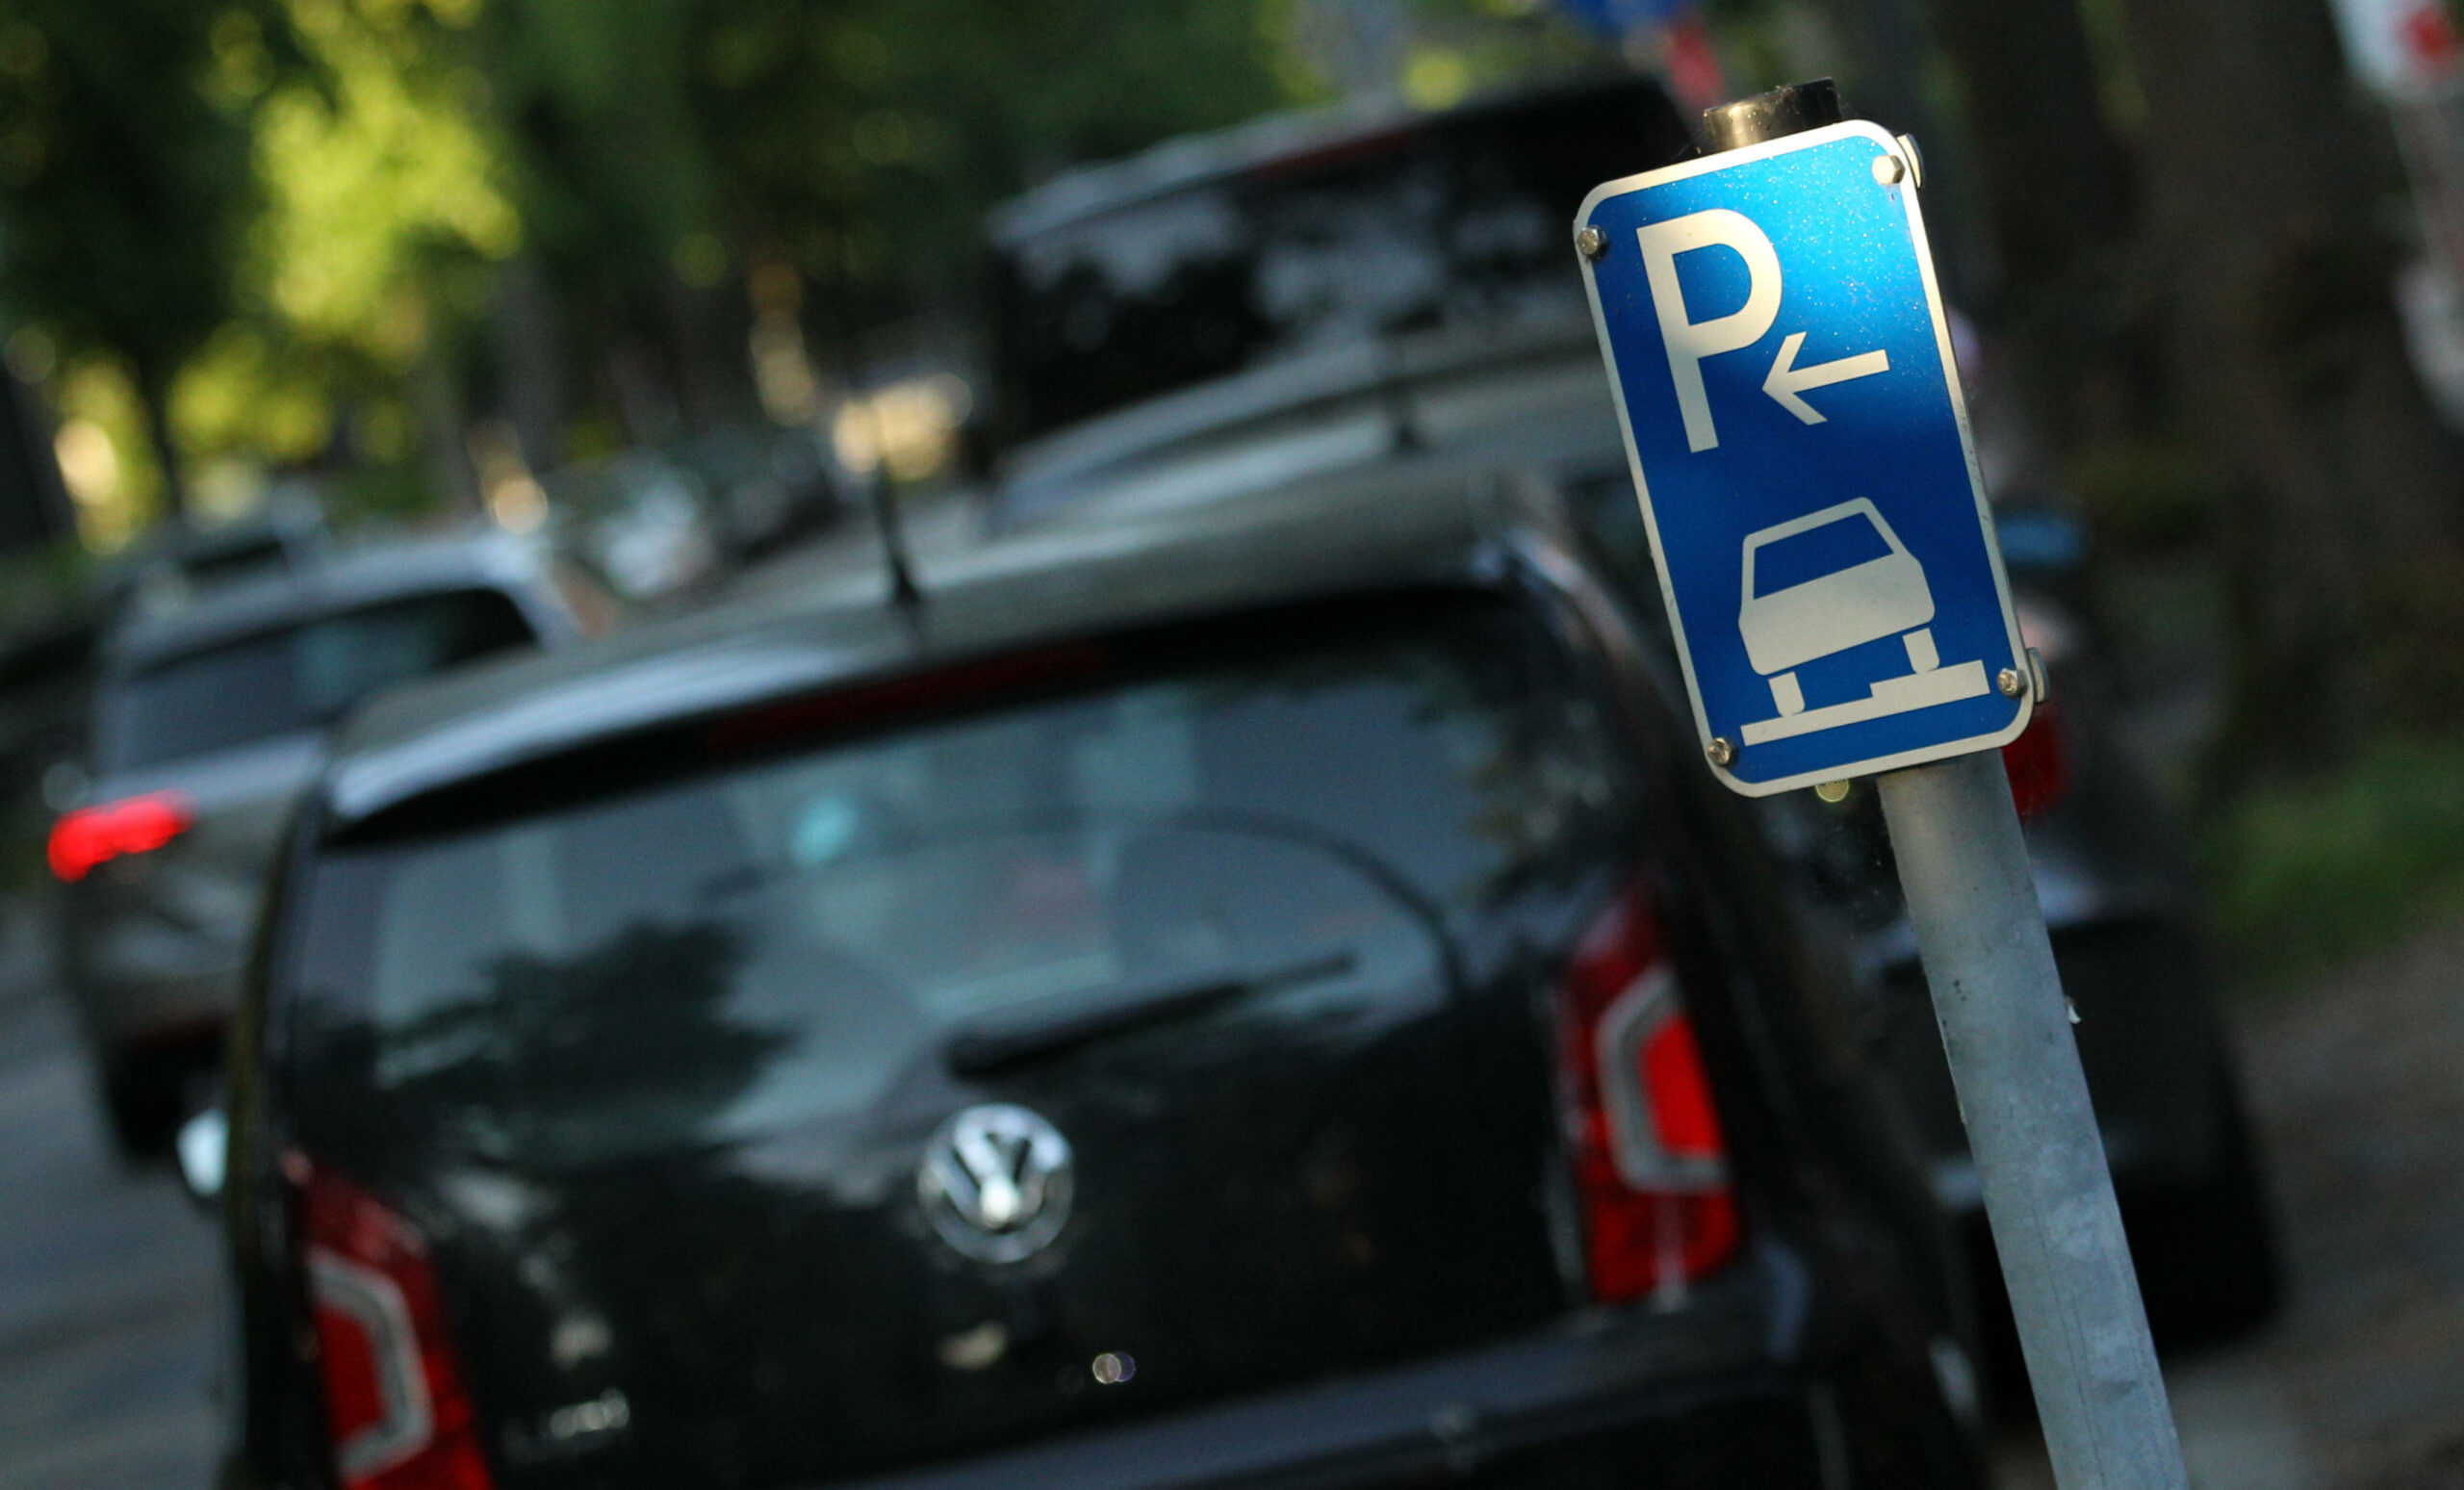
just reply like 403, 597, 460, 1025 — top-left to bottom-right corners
1376, 333, 1424, 452
867, 471, 925, 615
839, 369, 923, 617
816, 270, 925, 617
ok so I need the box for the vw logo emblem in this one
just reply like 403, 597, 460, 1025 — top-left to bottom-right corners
918, 1104, 1074, 1263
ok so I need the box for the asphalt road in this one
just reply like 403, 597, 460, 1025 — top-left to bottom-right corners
0, 904, 221, 1489
1995, 913, 2464, 1490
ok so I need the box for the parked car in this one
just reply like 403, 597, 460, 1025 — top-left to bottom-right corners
980, 74, 2277, 1354
214, 464, 1987, 1490
50, 529, 610, 1154
3, 502, 334, 867
97, 492, 333, 617
542, 424, 856, 605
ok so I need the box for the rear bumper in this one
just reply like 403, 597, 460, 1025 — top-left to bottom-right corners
822, 1253, 1855, 1490
58, 951, 239, 1052
56, 884, 250, 1050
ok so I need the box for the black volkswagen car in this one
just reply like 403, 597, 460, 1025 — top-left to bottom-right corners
217, 463, 1986, 1489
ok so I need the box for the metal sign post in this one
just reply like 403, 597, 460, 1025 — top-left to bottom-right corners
1576, 79, 2189, 1489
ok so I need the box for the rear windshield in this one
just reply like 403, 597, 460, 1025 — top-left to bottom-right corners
103, 588, 536, 770
989, 79, 1686, 446
285, 603, 1623, 1166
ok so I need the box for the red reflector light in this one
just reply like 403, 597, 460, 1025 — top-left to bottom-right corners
2000, 700, 2070, 819
291, 1154, 494, 1490
1639, 1015, 1724, 1159
1557, 886, 1741, 1305
47, 792, 192, 882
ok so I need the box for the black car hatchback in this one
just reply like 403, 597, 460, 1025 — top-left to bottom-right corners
218, 464, 1984, 1490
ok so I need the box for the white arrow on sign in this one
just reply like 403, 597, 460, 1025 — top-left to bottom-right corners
1762, 332, 1889, 424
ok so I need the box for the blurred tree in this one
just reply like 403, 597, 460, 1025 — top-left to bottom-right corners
252, 0, 518, 358
1922, 0, 2143, 456
244, 0, 519, 513
0, 0, 297, 521
2110, 0, 2464, 763
0, 1, 1316, 536
468, 0, 717, 446
473, 0, 1303, 445
1852, 0, 2464, 762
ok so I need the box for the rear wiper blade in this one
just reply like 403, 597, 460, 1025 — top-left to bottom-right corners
943, 950, 1356, 1077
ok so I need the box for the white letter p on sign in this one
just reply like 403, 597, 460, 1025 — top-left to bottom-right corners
1637, 209, 1782, 452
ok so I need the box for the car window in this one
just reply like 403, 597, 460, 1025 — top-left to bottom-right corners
104, 588, 536, 770
286, 602, 1626, 1166
990, 82, 1686, 447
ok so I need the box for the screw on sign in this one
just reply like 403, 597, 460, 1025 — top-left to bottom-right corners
1574, 80, 2190, 1490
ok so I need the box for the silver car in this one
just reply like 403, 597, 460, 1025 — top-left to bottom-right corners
48, 530, 608, 1153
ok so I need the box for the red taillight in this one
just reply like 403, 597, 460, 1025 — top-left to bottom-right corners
2000, 700, 2070, 818
289, 1153, 494, 1490
1556, 886, 1741, 1305
47, 791, 193, 882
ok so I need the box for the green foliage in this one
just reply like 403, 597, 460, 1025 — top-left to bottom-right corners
475, 0, 711, 307
2204, 733, 2464, 989
322, 457, 443, 527
0, 0, 1307, 532
0, 527, 87, 631
255, 0, 519, 357
481, 0, 1299, 328
2067, 437, 2223, 552
0, 0, 295, 400
1388, 0, 1606, 108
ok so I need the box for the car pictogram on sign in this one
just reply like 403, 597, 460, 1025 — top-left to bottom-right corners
1735, 498, 1988, 745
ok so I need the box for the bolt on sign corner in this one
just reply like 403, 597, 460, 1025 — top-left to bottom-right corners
1576, 119, 2031, 797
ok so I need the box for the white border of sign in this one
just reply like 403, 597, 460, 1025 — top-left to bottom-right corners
1575, 118, 2034, 798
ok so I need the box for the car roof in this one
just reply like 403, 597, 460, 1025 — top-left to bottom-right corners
103, 529, 548, 672
322, 459, 1558, 829
988, 72, 1667, 248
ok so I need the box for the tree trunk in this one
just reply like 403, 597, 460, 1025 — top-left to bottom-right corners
1922, 0, 2144, 456
2115, 0, 2464, 762
414, 354, 483, 516
132, 360, 187, 528
492, 254, 568, 475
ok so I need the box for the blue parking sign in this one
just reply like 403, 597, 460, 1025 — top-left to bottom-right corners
1578, 120, 2032, 795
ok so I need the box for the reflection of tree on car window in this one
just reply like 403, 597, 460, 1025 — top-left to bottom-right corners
293, 605, 1626, 1162
292, 917, 791, 1173
375, 923, 786, 1163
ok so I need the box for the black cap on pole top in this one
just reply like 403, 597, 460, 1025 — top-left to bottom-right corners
1700, 79, 1844, 154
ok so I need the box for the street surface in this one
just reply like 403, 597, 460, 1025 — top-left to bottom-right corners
2, 878, 2462, 1488
0, 901, 221, 1489
1997, 914, 2464, 1490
